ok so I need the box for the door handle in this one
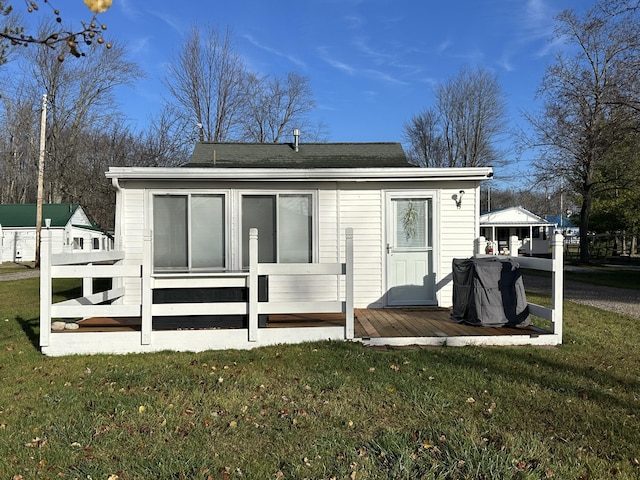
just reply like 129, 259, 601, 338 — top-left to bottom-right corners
387, 243, 392, 253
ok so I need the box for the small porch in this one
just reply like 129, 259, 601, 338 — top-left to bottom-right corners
39, 227, 563, 356
55, 306, 553, 350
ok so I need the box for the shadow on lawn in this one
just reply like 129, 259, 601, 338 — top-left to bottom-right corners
17, 316, 40, 351
438, 346, 639, 414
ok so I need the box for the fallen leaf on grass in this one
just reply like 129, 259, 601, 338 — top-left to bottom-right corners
24, 437, 45, 448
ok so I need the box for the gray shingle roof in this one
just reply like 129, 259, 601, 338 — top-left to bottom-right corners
187, 142, 412, 168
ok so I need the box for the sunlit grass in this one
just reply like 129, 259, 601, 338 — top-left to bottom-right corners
1, 277, 639, 479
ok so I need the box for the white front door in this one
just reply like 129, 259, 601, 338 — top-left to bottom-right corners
386, 196, 436, 306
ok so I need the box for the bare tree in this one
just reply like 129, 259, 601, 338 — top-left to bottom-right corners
140, 106, 194, 166
526, 5, 640, 262
404, 66, 507, 168
15, 21, 143, 204
597, 0, 640, 16
240, 72, 318, 143
165, 25, 246, 142
0, 88, 39, 203
403, 108, 446, 167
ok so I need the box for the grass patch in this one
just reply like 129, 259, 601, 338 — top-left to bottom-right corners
1, 278, 640, 479
564, 267, 640, 290
522, 266, 640, 291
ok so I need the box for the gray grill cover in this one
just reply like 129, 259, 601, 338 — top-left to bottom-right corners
452, 256, 530, 327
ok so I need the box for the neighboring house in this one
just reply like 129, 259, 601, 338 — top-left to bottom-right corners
546, 215, 580, 243
0, 203, 112, 263
480, 206, 557, 256
108, 142, 491, 310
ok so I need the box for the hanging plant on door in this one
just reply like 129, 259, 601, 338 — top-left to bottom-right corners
401, 201, 419, 240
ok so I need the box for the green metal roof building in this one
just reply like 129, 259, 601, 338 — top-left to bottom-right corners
0, 203, 111, 263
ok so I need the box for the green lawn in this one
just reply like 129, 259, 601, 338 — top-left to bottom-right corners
565, 266, 640, 290
0, 277, 639, 479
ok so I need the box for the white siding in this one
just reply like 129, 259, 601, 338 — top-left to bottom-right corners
338, 188, 384, 308
0, 228, 66, 263
113, 177, 484, 311
122, 188, 145, 305
69, 207, 92, 227
436, 185, 478, 307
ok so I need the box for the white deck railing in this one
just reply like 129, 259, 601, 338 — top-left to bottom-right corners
475, 232, 564, 342
39, 227, 354, 349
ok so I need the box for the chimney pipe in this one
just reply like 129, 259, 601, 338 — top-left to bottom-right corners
293, 128, 300, 152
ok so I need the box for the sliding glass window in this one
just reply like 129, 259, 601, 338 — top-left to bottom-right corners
242, 194, 312, 267
153, 194, 226, 272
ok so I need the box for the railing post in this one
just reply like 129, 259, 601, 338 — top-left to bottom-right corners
83, 263, 93, 299
551, 231, 564, 341
509, 235, 519, 257
475, 236, 486, 256
39, 228, 52, 348
344, 228, 354, 339
248, 228, 259, 342
141, 231, 152, 345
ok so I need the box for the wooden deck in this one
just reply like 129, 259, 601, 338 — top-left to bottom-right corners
73, 307, 550, 341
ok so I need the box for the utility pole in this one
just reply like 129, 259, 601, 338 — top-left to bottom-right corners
35, 93, 47, 268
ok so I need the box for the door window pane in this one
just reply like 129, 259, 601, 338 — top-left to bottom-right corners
154, 196, 188, 270
396, 199, 426, 248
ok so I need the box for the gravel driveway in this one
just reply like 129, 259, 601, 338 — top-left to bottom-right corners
0, 269, 40, 282
522, 272, 640, 319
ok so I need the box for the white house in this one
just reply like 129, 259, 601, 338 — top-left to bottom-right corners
108, 142, 491, 310
0, 203, 112, 263
480, 206, 557, 256
38, 141, 565, 355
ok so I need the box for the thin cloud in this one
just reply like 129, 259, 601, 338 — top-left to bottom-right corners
317, 46, 357, 75
117, 0, 138, 18
353, 37, 395, 66
363, 68, 408, 85
318, 44, 409, 85
344, 14, 365, 29
148, 10, 186, 35
127, 36, 151, 56
243, 34, 307, 69
517, 0, 557, 44
436, 39, 452, 55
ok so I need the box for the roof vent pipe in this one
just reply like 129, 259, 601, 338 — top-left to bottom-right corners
293, 128, 300, 152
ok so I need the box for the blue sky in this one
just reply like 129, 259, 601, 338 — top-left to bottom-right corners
22, 0, 590, 181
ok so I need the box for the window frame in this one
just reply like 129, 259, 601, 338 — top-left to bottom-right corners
239, 190, 317, 269
151, 191, 230, 274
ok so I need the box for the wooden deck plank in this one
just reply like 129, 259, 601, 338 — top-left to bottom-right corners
363, 309, 414, 337
381, 309, 427, 337
354, 310, 381, 338
61, 308, 551, 339
393, 310, 450, 337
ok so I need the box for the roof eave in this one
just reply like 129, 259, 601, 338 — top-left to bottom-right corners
106, 166, 494, 182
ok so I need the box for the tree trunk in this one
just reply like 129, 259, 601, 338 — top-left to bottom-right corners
579, 188, 593, 263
